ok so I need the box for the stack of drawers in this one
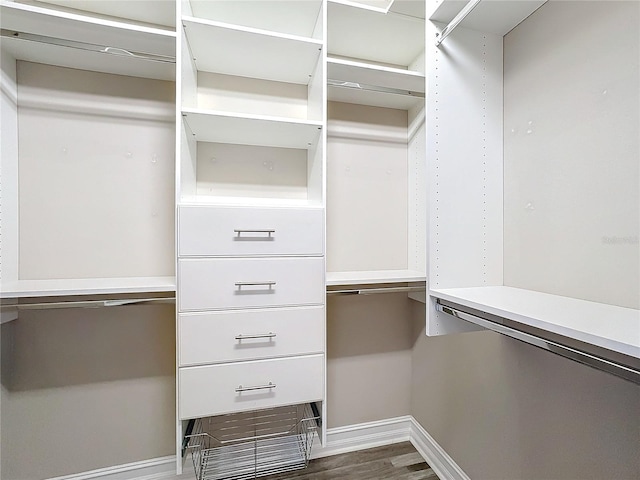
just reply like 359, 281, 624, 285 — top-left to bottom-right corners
177, 205, 325, 420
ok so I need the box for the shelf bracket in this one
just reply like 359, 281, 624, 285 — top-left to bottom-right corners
435, 0, 482, 46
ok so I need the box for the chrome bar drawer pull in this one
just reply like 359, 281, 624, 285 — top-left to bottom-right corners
235, 382, 276, 393
235, 281, 276, 287
234, 229, 275, 235
235, 332, 277, 340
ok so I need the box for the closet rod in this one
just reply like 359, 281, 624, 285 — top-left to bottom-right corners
0, 29, 176, 63
435, 0, 482, 46
1, 297, 176, 310
327, 286, 426, 296
328, 79, 425, 98
436, 302, 640, 385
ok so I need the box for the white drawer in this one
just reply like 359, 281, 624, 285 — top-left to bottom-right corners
178, 205, 324, 257
178, 257, 325, 312
179, 354, 324, 419
179, 306, 325, 366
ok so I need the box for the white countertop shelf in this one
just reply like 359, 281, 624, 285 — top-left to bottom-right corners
431, 286, 640, 359
327, 270, 426, 286
1, 0, 176, 80
182, 108, 323, 149
182, 16, 322, 85
0, 276, 176, 299
427, 0, 547, 36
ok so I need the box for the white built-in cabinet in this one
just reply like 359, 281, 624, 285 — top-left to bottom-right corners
425, 0, 639, 378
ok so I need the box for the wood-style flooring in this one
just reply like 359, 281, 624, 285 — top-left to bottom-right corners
262, 442, 440, 480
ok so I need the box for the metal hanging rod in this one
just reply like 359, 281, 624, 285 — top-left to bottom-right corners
1, 297, 176, 310
436, 302, 640, 385
328, 79, 425, 98
0, 29, 176, 63
327, 285, 426, 296
435, 0, 482, 46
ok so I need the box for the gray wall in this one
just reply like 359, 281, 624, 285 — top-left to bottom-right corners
0, 305, 176, 479
411, 303, 640, 479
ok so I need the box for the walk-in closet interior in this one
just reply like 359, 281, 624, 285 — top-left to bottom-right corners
0, 0, 638, 479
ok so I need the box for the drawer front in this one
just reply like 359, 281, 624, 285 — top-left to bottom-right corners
179, 355, 324, 419
179, 306, 325, 366
178, 206, 324, 257
178, 257, 325, 312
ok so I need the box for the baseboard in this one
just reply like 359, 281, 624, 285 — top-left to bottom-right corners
47, 456, 176, 480
310, 415, 413, 459
47, 416, 468, 480
409, 417, 471, 480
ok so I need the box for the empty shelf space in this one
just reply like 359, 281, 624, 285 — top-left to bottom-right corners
186, 0, 322, 38
181, 16, 323, 85
430, 286, 640, 359
182, 108, 323, 149
0, 276, 177, 299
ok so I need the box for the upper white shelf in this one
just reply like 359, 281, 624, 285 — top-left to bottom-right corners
328, 0, 424, 68
182, 108, 323, 149
427, 0, 547, 36
182, 16, 322, 85
328, 57, 425, 109
0, 276, 177, 299
0, 1, 176, 80
327, 270, 426, 286
187, 0, 322, 38
431, 286, 640, 359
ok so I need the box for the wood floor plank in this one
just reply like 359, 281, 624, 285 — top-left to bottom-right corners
262, 442, 441, 480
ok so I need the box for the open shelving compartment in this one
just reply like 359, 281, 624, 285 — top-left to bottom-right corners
178, 0, 325, 207
0, 0, 177, 312
426, 0, 640, 382
325, 0, 426, 293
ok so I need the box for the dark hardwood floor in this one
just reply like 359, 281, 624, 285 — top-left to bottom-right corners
262, 442, 440, 480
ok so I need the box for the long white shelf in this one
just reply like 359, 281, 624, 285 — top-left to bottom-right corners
182, 108, 323, 149
188, 0, 322, 38
431, 286, 640, 359
327, 57, 425, 110
327, 270, 426, 286
428, 0, 547, 36
0, 1, 176, 80
182, 16, 322, 85
0, 276, 176, 299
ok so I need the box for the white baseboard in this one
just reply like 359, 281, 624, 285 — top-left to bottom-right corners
47, 456, 176, 480
310, 415, 413, 459
409, 418, 471, 480
47, 416, 468, 480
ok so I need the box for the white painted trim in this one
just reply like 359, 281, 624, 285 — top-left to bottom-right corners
311, 415, 413, 459
46, 416, 469, 480
46, 456, 176, 480
409, 417, 471, 480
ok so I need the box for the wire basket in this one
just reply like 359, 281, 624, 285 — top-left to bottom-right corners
187, 404, 319, 480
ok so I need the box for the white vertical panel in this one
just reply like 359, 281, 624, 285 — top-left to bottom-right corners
426, 23, 503, 335
408, 111, 426, 274
0, 54, 19, 286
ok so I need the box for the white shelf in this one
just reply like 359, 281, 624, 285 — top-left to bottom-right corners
0, 1, 175, 80
188, 0, 322, 38
182, 108, 323, 149
428, 0, 547, 36
430, 286, 640, 359
326, 270, 426, 286
182, 16, 322, 85
328, 0, 424, 68
179, 195, 321, 208
0, 276, 176, 299
328, 57, 425, 109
